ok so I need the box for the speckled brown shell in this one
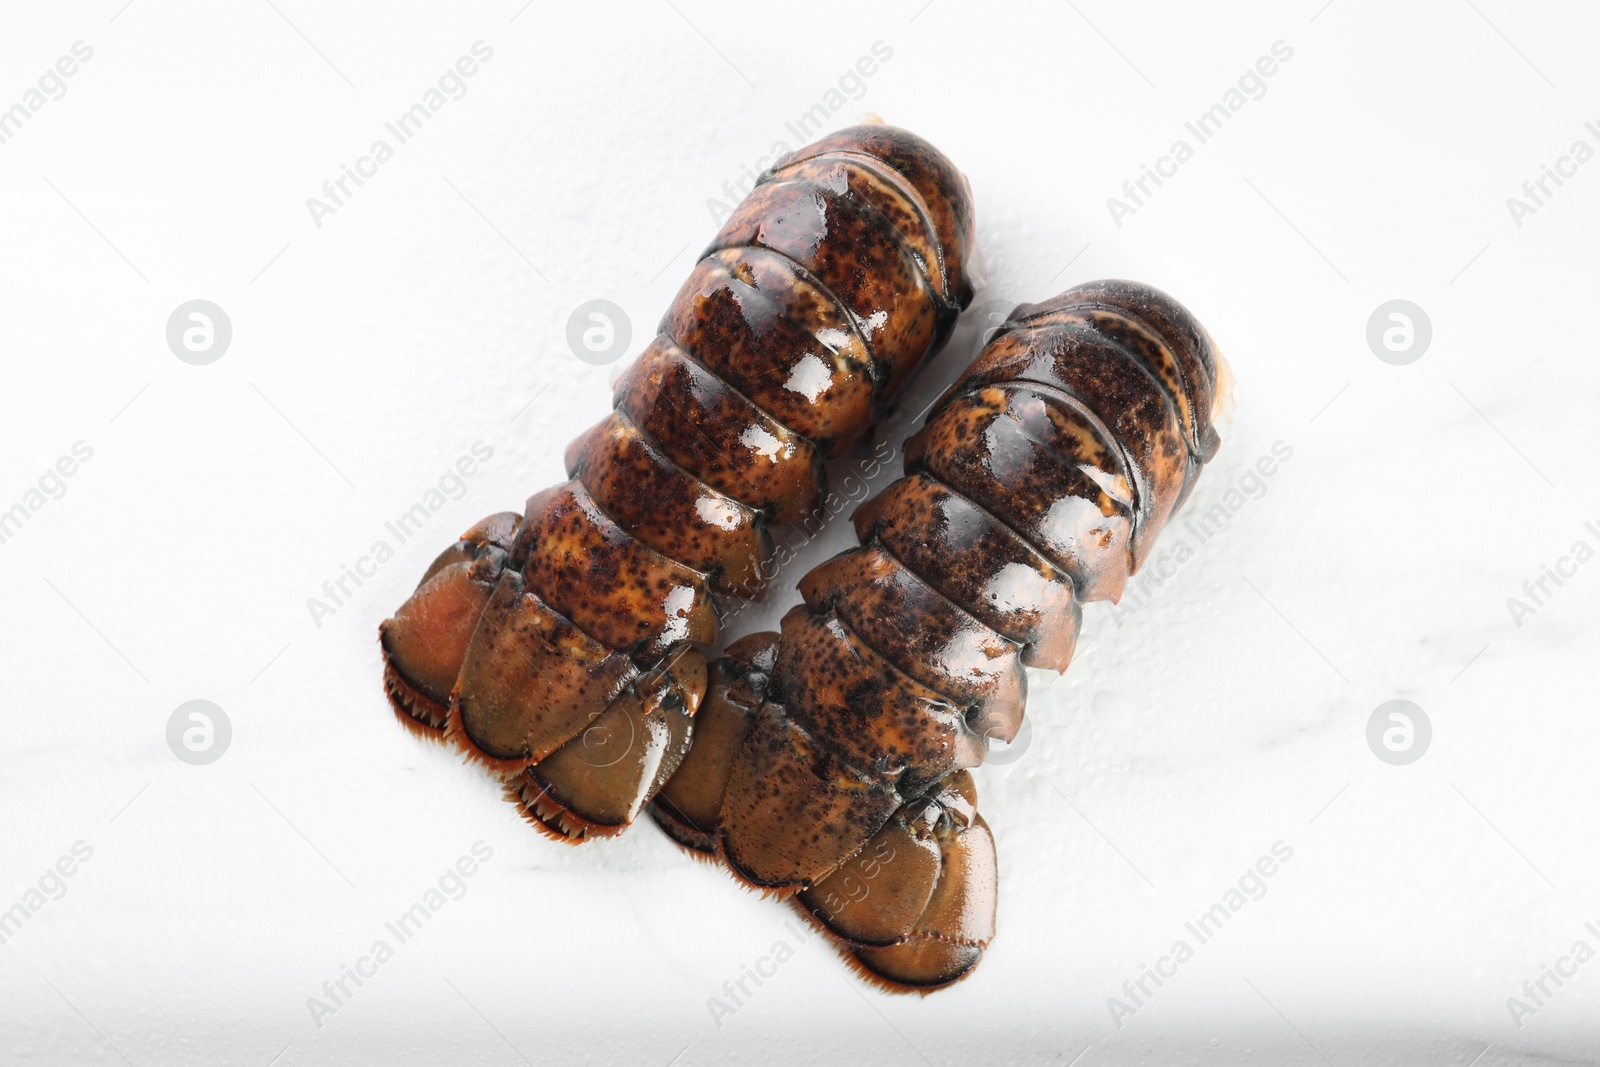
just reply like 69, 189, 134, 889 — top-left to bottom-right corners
652, 280, 1223, 989
380, 125, 976, 842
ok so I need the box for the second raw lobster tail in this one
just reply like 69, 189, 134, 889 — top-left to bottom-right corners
652, 279, 1226, 991
378, 124, 977, 842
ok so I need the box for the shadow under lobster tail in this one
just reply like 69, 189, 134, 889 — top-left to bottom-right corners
795, 771, 997, 992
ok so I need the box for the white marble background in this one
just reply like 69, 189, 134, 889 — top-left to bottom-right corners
1, 1, 1596, 1064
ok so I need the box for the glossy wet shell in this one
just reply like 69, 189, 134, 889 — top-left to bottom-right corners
654, 280, 1223, 990
380, 124, 976, 843
520, 121, 975, 705
654, 635, 998, 992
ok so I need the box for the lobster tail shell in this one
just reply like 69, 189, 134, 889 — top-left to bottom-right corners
656, 280, 1223, 989
381, 126, 977, 840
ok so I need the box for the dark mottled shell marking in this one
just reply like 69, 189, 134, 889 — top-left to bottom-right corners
665, 280, 1222, 903
380, 125, 976, 847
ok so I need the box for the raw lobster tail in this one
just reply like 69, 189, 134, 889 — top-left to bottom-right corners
653, 279, 1224, 990
380, 124, 977, 842
651, 634, 998, 992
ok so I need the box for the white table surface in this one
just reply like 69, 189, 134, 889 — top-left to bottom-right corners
2, 1, 1596, 1064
